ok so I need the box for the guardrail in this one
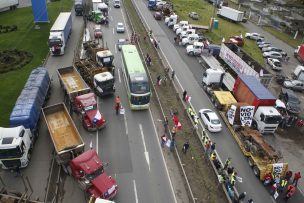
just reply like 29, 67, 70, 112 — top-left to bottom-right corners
123, 1, 237, 202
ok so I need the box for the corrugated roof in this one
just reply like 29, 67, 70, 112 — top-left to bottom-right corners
238, 75, 275, 100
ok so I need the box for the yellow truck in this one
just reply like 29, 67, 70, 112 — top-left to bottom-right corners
42, 103, 85, 165
211, 91, 288, 180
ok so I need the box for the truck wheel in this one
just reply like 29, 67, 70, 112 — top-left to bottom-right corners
244, 140, 251, 151
248, 157, 254, 167
253, 166, 260, 177
250, 144, 258, 156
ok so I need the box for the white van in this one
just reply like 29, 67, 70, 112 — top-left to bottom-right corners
114, 0, 120, 8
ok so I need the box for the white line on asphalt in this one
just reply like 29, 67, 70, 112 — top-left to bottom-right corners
124, 113, 128, 135
111, 16, 113, 21
139, 124, 150, 171
133, 180, 139, 203
115, 44, 117, 53
120, 4, 130, 39
148, 108, 178, 203
112, 28, 114, 34
118, 68, 121, 83
96, 97, 100, 154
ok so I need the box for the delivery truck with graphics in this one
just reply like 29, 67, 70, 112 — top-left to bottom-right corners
42, 103, 118, 199
0, 67, 51, 169
48, 12, 72, 56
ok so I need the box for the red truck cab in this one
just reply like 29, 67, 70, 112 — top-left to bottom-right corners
75, 93, 106, 131
70, 150, 118, 200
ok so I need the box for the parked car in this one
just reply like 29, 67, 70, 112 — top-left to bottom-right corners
156, 1, 167, 6
283, 80, 304, 92
263, 51, 282, 60
189, 12, 199, 20
256, 38, 265, 44
279, 88, 301, 114
199, 109, 222, 132
117, 38, 129, 51
267, 58, 282, 71
262, 47, 287, 56
228, 36, 244, 47
258, 42, 271, 49
116, 22, 125, 33
245, 32, 264, 40
154, 12, 162, 20
94, 25, 102, 39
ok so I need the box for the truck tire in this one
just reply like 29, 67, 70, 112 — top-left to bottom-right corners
253, 166, 260, 177
250, 144, 258, 156
251, 120, 258, 130
248, 157, 254, 167
244, 140, 252, 152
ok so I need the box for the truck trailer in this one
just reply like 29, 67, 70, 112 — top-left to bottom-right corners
0, 0, 18, 12
0, 67, 51, 169
42, 103, 117, 199
294, 44, 304, 64
48, 12, 72, 56
217, 6, 244, 23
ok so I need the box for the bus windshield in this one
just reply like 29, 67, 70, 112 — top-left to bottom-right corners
131, 81, 150, 93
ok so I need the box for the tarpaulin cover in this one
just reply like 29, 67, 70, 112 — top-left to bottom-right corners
31, 0, 49, 23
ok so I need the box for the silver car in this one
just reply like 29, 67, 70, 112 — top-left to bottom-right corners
116, 22, 125, 33
263, 51, 282, 60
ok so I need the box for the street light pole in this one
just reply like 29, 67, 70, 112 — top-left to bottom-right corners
210, 1, 217, 32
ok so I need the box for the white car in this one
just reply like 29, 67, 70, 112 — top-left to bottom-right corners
256, 38, 265, 45
263, 51, 282, 60
258, 42, 271, 49
267, 58, 282, 70
116, 22, 125, 33
199, 109, 222, 132
245, 32, 264, 40
283, 80, 304, 92
262, 47, 287, 56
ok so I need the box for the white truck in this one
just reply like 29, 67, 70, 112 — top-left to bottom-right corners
181, 34, 202, 46
48, 12, 72, 56
217, 6, 244, 23
186, 42, 204, 56
165, 14, 178, 28
292, 65, 304, 81
92, 0, 102, 11
176, 25, 190, 35
180, 29, 196, 39
173, 20, 188, 32
0, 0, 18, 12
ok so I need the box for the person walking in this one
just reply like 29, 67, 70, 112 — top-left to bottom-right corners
292, 172, 301, 187
160, 134, 167, 148
205, 139, 211, 154
278, 179, 288, 193
285, 184, 296, 202
115, 96, 121, 114
156, 75, 161, 86
163, 117, 169, 132
285, 170, 293, 182
171, 70, 175, 81
170, 138, 175, 152
14, 165, 21, 177
227, 166, 234, 176
182, 90, 187, 101
238, 192, 246, 202
183, 141, 190, 154
171, 126, 176, 139
210, 142, 216, 152
224, 157, 232, 170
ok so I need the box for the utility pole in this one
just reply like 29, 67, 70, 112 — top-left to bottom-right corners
210, 1, 217, 32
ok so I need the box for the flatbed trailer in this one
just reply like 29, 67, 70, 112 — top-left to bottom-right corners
42, 103, 85, 165
219, 111, 288, 180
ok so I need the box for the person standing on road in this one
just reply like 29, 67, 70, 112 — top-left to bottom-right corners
163, 117, 169, 132
292, 172, 301, 187
171, 126, 176, 139
115, 96, 121, 115
210, 142, 216, 152
285, 184, 296, 202
285, 170, 293, 182
182, 90, 187, 101
247, 198, 254, 203
237, 192, 246, 202
170, 138, 175, 152
224, 157, 232, 170
14, 165, 21, 177
171, 70, 175, 81
183, 141, 190, 154
160, 134, 167, 148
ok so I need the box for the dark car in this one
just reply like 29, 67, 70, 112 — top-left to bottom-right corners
228, 36, 244, 47
154, 12, 162, 20
279, 88, 301, 114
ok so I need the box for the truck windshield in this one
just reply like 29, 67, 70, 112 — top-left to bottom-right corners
49, 39, 62, 47
0, 146, 23, 159
264, 115, 282, 124
85, 166, 104, 181
97, 56, 114, 67
84, 105, 96, 112
95, 78, 114, 89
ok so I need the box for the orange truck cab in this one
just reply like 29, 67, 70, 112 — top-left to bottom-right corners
75, 93, 106, 131
70, 149, 118, 200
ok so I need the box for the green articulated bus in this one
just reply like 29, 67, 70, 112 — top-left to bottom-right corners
121, 45, 151, 110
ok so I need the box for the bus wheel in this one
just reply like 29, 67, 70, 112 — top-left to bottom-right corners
248, 157, 254, 167
253, 166, 260, 177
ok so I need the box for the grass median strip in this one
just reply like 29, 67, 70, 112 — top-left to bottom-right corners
124, 0, 227, 202
0, 0, 72, 127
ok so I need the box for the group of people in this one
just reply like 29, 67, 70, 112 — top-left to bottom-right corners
130, 32, 140, 44
264, 170, 301, 201
279, 114, 304, 129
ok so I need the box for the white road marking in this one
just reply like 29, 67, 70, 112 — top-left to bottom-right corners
120, 5, 130, 39
118, 68, 121, 83
148, 108, 178, 203
123, 113, 128, 135
115, 44, 117, 53
111, 16, 113, 21
139, 124, 150, 171
112, 27, 114, 34
96, 97, 100, 154
133, 180, 139, 203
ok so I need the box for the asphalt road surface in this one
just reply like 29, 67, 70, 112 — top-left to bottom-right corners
131, 0, 304, 202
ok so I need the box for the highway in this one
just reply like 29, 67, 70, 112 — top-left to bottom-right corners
131, 0, 304, 202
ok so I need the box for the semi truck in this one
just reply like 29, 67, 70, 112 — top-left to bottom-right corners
148, 0, 156, 10
0, 67, 51, 169
217, 6, 244, 23
294, 44, 304, 64
57, 66, 106, 131
220, 104, 288, 180
48, 12, 72, 56
0, 0, 18, 12
75, 41, 115, 96
165, 14, 178, 28
42, 103, 118, 199
75, 0, 84, 16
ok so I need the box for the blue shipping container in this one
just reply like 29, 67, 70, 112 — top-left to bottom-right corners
31, 0, 49, 23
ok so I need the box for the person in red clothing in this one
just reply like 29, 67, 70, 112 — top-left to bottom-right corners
293, 172, 301, 187
115, 96, 121, 115
285, 184, 296, 202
